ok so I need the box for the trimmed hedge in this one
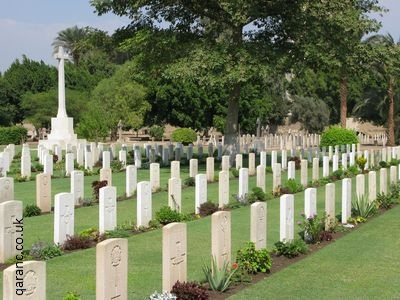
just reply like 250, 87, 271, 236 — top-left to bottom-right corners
320, 126, 358, 148
0, 126, 27, 145
171, 128, 197, 145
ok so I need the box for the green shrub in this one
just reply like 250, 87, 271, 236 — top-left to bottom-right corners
248, 187, 270, 203
376, 192, 396, 209
379, 161, 389, 168
110, 160, 124, 172
356, 156, 367, 171
230, 168, 239, 178
331, 169, 344, 180
15, 174, 29, 182
183, 177, 195, 187
198, 201, 219, 217
0, 126, 27, 145
32, 162, 44, 172
320, 126, 358, 148
202, 257, 237, 292
351, 195, 377, 219
298, 214, 325, 244
171, 128, 197, 145
236, 242, 272, 274
281, 179, 304, 194
149, 125, 165, 141
274, 239, 308, 258
23, 204, 41, 217
29, 241, 62, 260
345, 165, 359, 176
156, 206, 183, 225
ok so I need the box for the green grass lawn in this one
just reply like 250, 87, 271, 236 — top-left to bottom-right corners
230, 204, 400, 300
0, 146, 393, 299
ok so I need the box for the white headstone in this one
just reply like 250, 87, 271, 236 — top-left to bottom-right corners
126, 165, 137, 198
221, 155, 230, 171
137, 181, 152, 227
323, 156, 329, 177
218, 171, 229, 208
195, 174, 207, 214
99, 186, 117, 233
168, 178, 182, 212
341, 153, 348, 170
65, 152, 74, 176
341, 178, 351, 224
162, 222, 187, 292
21, 153, 31, 178
102, 151, 111, 169
150, 163, 160, 192
211, 211, 231, 269
238, 168, 249, 200
0, 177, 14, 203
235, 154, 243, 170
96, 239, 128, 300
248, 152, 256, 176
332, 154, 338, 172
3, 261, 46, 299
189, 159, 198, 178
273, 163, 281, 194
250, 202, 267, 249
256, 165, 266, 192
312, 157, 319, 181
71, 170, 84, 206
368, 171, 377, 203
280, 194, 294, 242
287, 161, 295, 180
206, 157, 214, 182
325, 183, 335, 230
356, 174, 365, 200
44, 153, 53, 176
260, 151, 267, 167
304, 188, 317, 218
170, 161, 180, 179
36, 173, 51, 212
54, 192, 74, 244
0, 200, 23, 263
380, 168, 388, 195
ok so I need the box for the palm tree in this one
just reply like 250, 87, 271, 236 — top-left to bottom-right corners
364, 33, 400, 146
52, 26, 88, 66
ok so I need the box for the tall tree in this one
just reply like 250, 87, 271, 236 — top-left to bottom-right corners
283, 0, 382, 128
362, 33, 400, 145
90, 0, 308, 153
52, 26, 89, 66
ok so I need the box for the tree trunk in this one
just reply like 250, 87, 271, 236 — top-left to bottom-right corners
339, 75, 348, 128
387, 77, 395, 146
223, 26, 243, 157
224, 83, 241, 153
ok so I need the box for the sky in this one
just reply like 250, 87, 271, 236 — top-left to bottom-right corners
0, 0, 399, 73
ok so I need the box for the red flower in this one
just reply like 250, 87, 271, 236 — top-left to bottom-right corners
232, 263, 238, 269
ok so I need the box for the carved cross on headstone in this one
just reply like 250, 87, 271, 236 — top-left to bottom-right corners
106, 196, 115, 214
5, 214, 17, 254
257, 206, 265, 244
220, 215, 229, 258
62, 204, 72, 225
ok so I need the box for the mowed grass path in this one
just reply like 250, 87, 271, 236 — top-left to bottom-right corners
230, 204, 400, 300
0, 148, 392, 299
